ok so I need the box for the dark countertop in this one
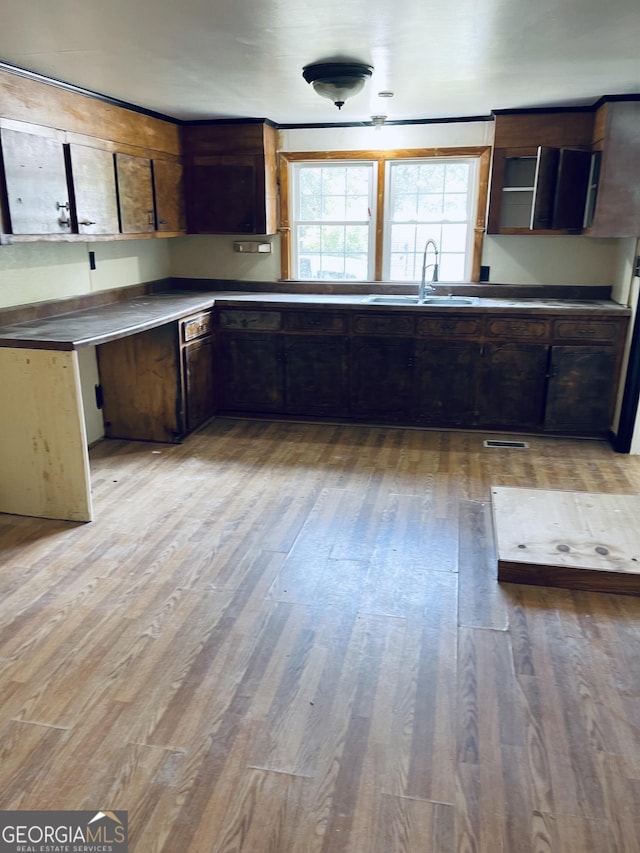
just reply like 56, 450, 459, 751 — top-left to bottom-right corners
0, 292, 218, 349
0, 289, 631, 350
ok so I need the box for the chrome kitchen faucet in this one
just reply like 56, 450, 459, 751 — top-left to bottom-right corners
419, 239, 439, 302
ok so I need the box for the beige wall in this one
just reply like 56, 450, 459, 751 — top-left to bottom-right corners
169, 235, 281, 282
0, 239, 170, 310
481, 235, 623, 289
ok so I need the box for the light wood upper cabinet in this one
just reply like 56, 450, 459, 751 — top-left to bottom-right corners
152, 158, 185, 232
0, 127, 71, 234
68, 143, 119, 235
114, 152, 155, 234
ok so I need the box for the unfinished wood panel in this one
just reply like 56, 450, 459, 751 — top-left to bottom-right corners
0, 347, 91, 521
492, 486, 640, 594
68, 142, 119, 235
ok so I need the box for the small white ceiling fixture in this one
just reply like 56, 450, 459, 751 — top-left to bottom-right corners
302, 61, 373, 110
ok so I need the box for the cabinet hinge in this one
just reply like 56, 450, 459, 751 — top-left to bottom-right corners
94, 384, 104, 409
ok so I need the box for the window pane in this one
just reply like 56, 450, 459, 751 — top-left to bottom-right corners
322, 195, 347, 220
440, 224, 468, 252
445, 163, 469, 192
386, 158, 475, 282
293, 162, 374, 281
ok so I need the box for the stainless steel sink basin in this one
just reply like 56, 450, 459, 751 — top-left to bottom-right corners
366, 295, 479, 306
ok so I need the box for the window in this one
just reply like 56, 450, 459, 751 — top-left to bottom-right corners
291, 162, 376, 281
282, 148, 489, 283
385, 159, 478, 282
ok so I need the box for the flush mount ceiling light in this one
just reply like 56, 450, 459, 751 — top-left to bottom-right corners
302, 62, 373, 110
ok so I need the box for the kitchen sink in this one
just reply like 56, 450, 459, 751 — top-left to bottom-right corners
365, 295, 479, 306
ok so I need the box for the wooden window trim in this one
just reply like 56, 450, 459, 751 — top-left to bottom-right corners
278, 147, 491, 283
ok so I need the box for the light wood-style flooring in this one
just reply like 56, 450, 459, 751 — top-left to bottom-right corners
1, 418, 640, 852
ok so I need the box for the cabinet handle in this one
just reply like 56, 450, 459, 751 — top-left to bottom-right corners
79, 219, 96, 226
577, 328, 596, 336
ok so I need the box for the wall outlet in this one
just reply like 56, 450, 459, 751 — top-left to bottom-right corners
233, 241, 271, 254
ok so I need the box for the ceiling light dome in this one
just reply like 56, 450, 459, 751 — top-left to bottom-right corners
302, 62, 373, 110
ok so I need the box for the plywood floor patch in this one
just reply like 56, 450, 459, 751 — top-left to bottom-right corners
491, 486, 640, 595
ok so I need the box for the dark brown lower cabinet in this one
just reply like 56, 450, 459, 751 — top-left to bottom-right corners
350, 337, 415, 420
284, 335, 349, 416
544, 345, 618, 433
218, 332, 284, 412
478, 342, 549, 428
213, 307, 627, 439
183, 335, 216, 431
414, 340, 481, 425
98, 312, 215, 443
98, 325, 182, 442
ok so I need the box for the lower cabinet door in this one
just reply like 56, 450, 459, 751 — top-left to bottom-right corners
219, 333, 284, 412
350, 337, 414, 420
478, 342, 548, 428
544, 345, 617, 433
414, 340, 481, 425
284, 336, 349, 415
98, 324, 181, 442
183, 336, 215, 431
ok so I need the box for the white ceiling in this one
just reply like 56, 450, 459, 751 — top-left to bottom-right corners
0, 0, 639, 125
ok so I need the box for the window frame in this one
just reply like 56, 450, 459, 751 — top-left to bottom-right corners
278, 147, 491, 283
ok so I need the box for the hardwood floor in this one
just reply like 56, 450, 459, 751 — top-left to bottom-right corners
1, 418, 640, 852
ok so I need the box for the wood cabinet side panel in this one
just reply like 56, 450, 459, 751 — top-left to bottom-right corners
0, 348, 92, 521
590, 102, 640, 237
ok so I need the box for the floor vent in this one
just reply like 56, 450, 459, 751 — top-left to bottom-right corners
483, 439, 529, 449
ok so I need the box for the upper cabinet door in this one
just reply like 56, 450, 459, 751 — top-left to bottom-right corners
68, 143, 119, 235
153, 159, 186, 232
0, 128, 71, 234
552, 148, 591, 230
187, 157, 257, 233
588, 102, 640, 237
115, 153, 155, 233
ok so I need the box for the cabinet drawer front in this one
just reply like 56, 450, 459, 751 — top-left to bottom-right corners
486, 317, 550, 340
553, 319, 622, 342
283, 311, 347, 333
417, 316, 482, 338
219, 309, 281, 330
182, 312, 212, 342
352, 314, 415, 335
